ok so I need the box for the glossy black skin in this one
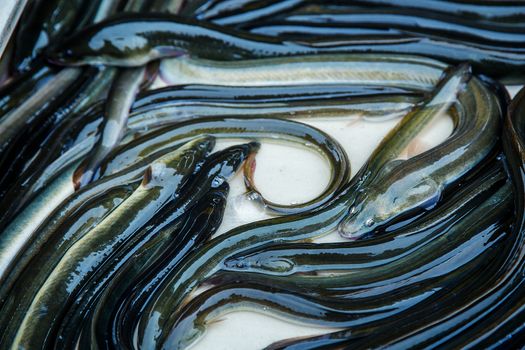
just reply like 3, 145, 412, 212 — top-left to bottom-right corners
56, 180, 228, 349
251, 25, 406, 41
248, 13, 525, 83
239, 85, 508, 348
0, 184, 134, 344
120, 69, 505, 347
12, 0, 99, 73
102, 183, 229, 350
263, 205, 513, 348
0, 0, 148, 221
224, 160, 509, 278
0, 61, 58, 120
380, 86, 525, 349
157, 161, 513, 349
0, 183, 137, 310
74, 66, 148, 190
171, 281, 428, 344
0, 0, 132, 211
0, 68, 89, 185
171, 4, 522, 349
259, 91, 521, 349
2, 2, 523, 346
0, 0, 144, 217
190, 0, 525, 24
0, 67, 109, 231
177, 215, 515, 343
253, 9, 525, 47
0, 140, 212, 335
0, 83, 361, 246
0, 137, 216, 349
0, 135, 207, 309
217, 155, 507, 275
48, 13, 309, 65
95, 116, 349, 221
47, 13, 525, 82
0, 69, 116, 202
198, 0, 304, 26
0, 187, 136, 342
71, 0, 184, 187
348, 0, 525, 23
458, 86, 525, 347
24, 68, 117, 190
135, 114, 420, 347
54, 144, 252, 349
130, 70, 501, 347
133, 83, 421, 108
322, 68, 499, 240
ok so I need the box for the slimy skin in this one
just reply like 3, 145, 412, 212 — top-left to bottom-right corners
74, 66, 146, 189
338, 66, 500, 239
47, 13, 525, 82
4, 137, 214, 350
47, 14, 310, 66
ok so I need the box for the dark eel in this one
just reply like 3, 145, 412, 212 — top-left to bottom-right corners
55, 144, 251, 349
148, 163, 514, 349
46, 13, 525, 82
3, 137, 214, 349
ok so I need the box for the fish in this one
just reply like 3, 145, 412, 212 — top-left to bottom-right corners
338, 66, 500, 239
0, 67, 81, 153
5, 67, 118, 200
54, 142, 256, 349
95, 182, 229, 350
3, 136, 214, 349
0, 62, 57, 120
197, 0, 304, 26
219, 160, 510, 292
0, 161, 80, 304
237, 65, 471, 215
74, 66, 146, 189
4, 82, 381, 208
0, 135, 214, 335
261, 183, 513, 349
0, 66, 113, 230
12, 0, 89, 72
159, 54, 445, 91
252, 9, 525, 46
129, 89, 420, 130
164, 175, 512, 350
46, 13, 525, 82
133, 83, 422, 106
0, 115, 349, 294
0, 0, 28, 65
0, 145, 180, 307
0, 1, 521, 348
373, 85, 525, 349
6, 53, 436, 215
100, 116, 351, 218
131, 65, 503, 349
224, 160, 509, 277
345, 0, 525, 23
259, 79, 515, 350
47, 13, 312, 66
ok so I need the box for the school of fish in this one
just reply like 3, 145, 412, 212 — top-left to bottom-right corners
0, 0, 525, 349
